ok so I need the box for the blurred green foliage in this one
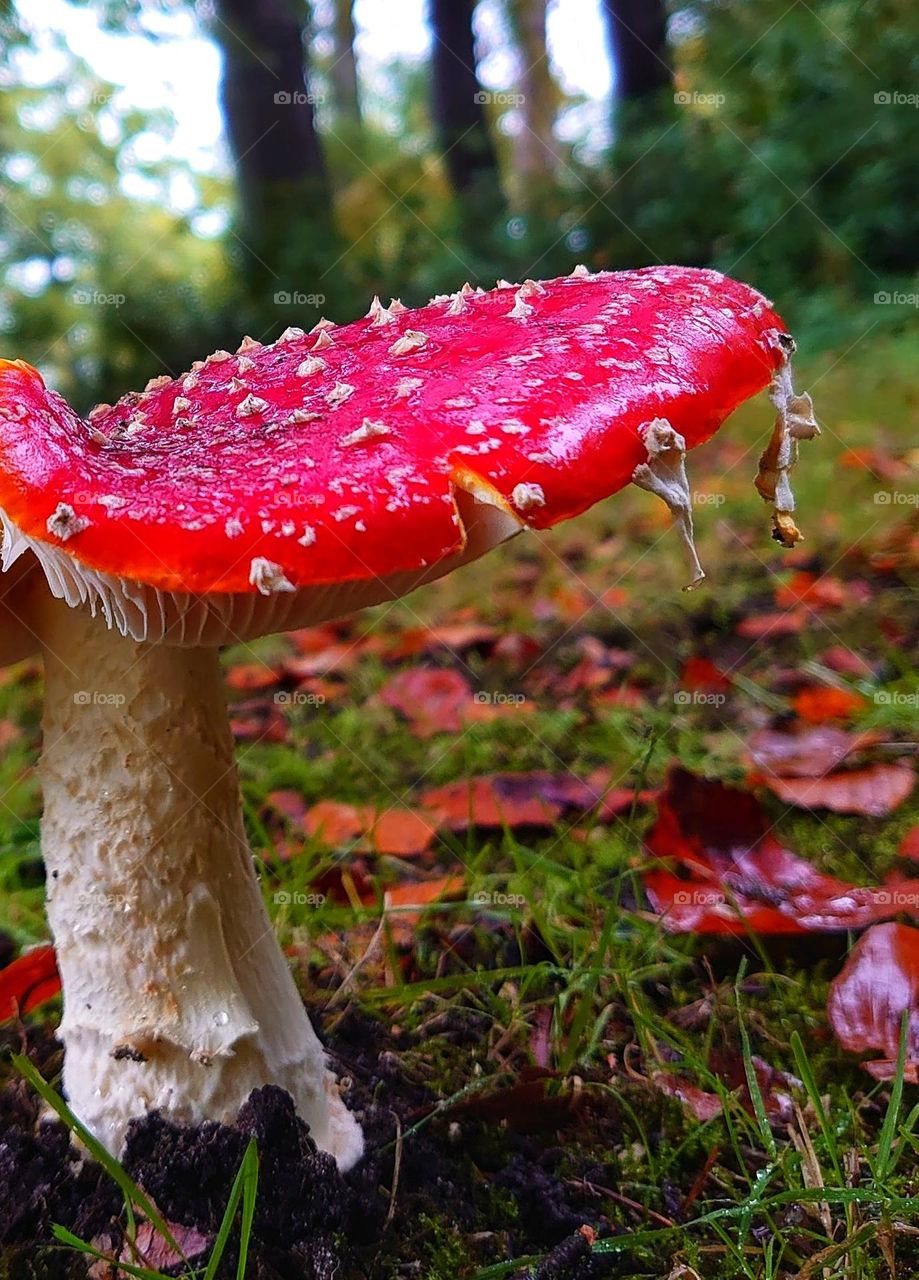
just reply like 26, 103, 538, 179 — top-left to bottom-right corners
0, 0, 916, 414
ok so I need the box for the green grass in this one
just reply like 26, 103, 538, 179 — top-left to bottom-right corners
2, 322, 919, 1276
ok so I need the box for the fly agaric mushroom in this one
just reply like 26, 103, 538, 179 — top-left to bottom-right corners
0, 265, 816, 1167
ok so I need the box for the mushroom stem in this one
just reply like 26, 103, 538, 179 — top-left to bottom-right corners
34, 595, 363, 1168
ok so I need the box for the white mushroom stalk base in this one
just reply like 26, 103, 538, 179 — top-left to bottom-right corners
36, 597, 363, 1169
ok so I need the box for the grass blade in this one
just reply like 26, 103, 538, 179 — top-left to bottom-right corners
13, 1054, 186, 1261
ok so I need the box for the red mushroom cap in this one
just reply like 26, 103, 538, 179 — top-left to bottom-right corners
0, 266, 787, 626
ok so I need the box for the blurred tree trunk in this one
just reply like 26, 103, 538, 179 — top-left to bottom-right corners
214, 0, 329, 246
505, 0, 557, 202
429, 0, 499, 195
601, 0, 670, 100
329, 0, 361, 124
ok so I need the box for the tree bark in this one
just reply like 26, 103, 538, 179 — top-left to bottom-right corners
505, 0, 557, 199
601, 0, 670, 101
329, 0, 361, 124
429, 0, 499, 195
214, 0, 328, 241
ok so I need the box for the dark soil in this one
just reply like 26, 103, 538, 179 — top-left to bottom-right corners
0, 1008, 630, 1280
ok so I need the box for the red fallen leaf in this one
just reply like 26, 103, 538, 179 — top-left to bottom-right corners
384, 622, 499, 659
282, 643, 360, 679
378, 668, 471, 737
310, 861, 373, 905
592, 685, 647, 709
304, 800, 363, 845
839, 446, 910, 484
643, 867, 806, 935
747, 726, 881, 778
654, 1050, 798, 1123
385, 874, 465, 910
0, 719, 20, 748
827, 923, 919, 1081
265, 789, 309, 824
286, 622, 345, 652
680, 657, 732, 692
225, 662, 279, 692
421, 770, 608, 832
584, 769, 657, 818
230, 703, 288, 743
280, 796, 438, 857
736, 609, 807, 639
775, 571, 851, 610
763, 763, 915, 817
652, 1072, 724, 1122
492, 632, 542, 665
643, 768, 869, 933
363, 808, 438, 857
0, 946, 60, 1020
820, 645, 877, 678
793, 685, 867, 724
899, 826, 919, 862
422, 776, 562, 829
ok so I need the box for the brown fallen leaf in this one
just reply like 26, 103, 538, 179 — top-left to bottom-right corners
762, 763, 915, 817
827, 922, 919, 1081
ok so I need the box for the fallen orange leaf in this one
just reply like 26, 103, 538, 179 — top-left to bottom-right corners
793, 685, 867, 724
